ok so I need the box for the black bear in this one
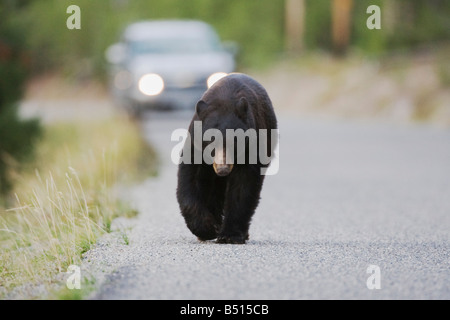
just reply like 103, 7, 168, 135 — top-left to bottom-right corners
176, 73, 277, 244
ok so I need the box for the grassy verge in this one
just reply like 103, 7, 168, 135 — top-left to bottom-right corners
0, 115, 156, 299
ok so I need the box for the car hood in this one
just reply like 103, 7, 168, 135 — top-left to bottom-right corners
127, 52, 235, 78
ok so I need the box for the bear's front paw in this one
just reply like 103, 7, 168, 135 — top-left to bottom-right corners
216, 232, 249, 244
185, 214, 221, 241
195, 223, 220, 241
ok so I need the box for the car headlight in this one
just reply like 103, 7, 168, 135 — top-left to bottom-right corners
207, 72, 228, 89
138, 73, 164, 96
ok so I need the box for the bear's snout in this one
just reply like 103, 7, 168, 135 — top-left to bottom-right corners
213, 148, 233, 176
213, 162, 233, 176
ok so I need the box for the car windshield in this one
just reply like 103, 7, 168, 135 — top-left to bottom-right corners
129, 36, 221, 55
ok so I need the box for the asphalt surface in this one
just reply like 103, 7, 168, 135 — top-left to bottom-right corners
84, 110, 450, 300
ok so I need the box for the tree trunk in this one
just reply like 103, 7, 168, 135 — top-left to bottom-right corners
285, 0, 305, 55
332, 0, 354, 55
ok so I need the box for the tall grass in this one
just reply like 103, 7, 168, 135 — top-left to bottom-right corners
0, 116, 156, 297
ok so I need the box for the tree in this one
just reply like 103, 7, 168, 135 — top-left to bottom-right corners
285, 0, 305, 55
0, 3, 41, 198
331, 0, 354, 55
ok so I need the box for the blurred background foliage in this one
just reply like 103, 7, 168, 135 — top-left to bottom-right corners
2, 0, 450, 77
0, 0, 41, 197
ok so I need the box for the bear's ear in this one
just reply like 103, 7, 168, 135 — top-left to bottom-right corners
196, 100, 208, 117
235, 97, 249, 121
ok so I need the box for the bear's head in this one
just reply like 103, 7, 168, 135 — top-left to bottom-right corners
195, 96, 255, 177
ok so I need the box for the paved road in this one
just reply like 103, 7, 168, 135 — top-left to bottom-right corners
85, 110, 450, 300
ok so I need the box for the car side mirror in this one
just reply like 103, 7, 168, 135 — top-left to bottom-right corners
222, 41, 239, 56
105, 42, 127, 65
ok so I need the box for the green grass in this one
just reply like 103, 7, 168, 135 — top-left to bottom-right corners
121, 232, 130, 246
0, 115, 156, 299
54, 276, 97, 300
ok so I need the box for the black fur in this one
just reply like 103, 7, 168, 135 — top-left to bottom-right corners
176, 73, 277, 244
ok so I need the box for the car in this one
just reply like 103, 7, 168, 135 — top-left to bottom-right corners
105, 20, 237, 116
